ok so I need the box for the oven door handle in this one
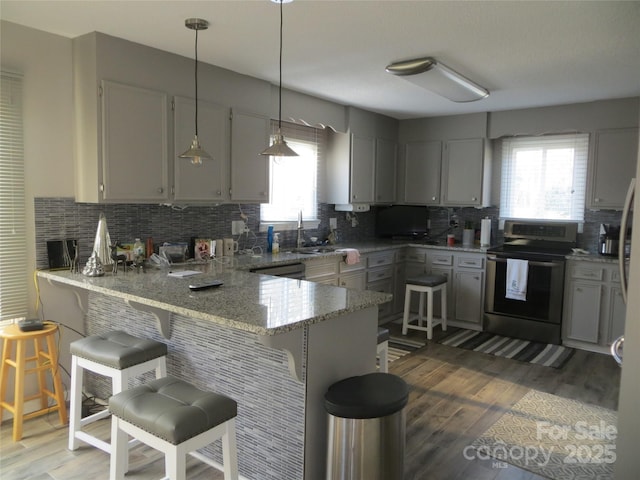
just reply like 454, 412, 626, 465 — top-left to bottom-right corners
486, 255, 562, 268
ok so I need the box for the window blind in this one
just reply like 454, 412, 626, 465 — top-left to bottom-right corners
500, 133, 589, 222
260, 120, 327, 228
0, 71, 27, 322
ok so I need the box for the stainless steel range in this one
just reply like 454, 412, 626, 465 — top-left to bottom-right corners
484, 220, 578, 344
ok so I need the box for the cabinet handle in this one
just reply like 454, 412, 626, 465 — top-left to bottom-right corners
216, 190, 222, 195
595, 198, 601, 203
431, 196, 437, 201
157, 187, 164, 194
353, 194, 358, 200
471, 197, 477, 201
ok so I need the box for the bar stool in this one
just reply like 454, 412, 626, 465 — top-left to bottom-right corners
0, 322, 68, 441
68, 330, 167, 453
377, 327, 389, 373
109, 376, 239, 480
402, 274, 448, 340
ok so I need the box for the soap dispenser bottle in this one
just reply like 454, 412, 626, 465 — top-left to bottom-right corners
272, 233, 280, 254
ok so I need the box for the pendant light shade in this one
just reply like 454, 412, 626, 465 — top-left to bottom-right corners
261, 0, 298, 157
180, 18, 212, 165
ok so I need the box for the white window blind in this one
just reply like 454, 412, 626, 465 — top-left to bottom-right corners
260, 121, 325, 230
500, 133, 589, 222
0, 71, 27, 322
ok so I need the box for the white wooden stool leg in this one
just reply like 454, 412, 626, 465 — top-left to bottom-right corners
426, 289, 434, 340
441, 285, 448, 332
68, 355, 83, 450
156, 356, 167, 379
166, 444, 186, 480
377, 341, 389, 373
418, 291, 426, 326
222, 418, 239, 480
110, 417, 128, 480
402, 285, 412, 335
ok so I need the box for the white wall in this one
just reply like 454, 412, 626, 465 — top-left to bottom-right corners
1, 21, 75, 317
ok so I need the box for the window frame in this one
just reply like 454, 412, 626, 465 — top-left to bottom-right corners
499, 133, 589, 223
260, 121, 324, 232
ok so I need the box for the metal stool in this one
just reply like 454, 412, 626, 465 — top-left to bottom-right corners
402, 274, 448, 340
68, 330, 167, 453
377, 327, 389, 373
0, 322, 68, 441
109, 376, 239, 480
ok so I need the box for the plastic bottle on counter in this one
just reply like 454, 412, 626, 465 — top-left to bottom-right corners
272, 233, 280, 254
133, 238, 145, 265
267, 225, 274, 253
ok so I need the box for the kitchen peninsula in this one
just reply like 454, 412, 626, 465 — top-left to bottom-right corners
37, 266, 391, 480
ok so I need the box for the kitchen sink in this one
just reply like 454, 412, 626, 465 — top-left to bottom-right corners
292, 246, 338, 255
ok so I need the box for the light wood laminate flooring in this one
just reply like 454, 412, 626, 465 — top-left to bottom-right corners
0, 325, 620, 480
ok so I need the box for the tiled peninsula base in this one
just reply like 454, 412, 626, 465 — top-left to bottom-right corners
42, 284, 378, 480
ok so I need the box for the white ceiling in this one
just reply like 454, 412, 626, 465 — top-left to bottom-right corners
2, 0, 640, 120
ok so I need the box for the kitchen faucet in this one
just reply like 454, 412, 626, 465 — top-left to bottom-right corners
297, 210, 304, 248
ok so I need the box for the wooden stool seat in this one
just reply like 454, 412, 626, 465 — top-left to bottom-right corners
0, 322, 68, 441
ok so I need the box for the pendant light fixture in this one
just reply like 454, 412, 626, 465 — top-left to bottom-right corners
179, 18, 212, 165
261, 0, 298, 157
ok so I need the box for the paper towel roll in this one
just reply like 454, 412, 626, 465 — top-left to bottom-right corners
481, 218, 492, 247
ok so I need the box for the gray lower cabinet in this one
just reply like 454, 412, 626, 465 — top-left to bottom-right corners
401, 247, 485, 330
562, 260, 626, 353
173, 96, 229, 202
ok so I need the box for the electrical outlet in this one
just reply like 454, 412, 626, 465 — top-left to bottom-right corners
329, 217, 337, 229
232, 220, 244, 235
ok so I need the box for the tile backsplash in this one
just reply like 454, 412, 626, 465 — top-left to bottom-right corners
34, 197, 627, 269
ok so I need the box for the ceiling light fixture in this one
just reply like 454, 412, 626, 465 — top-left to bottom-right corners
179, 18, 212, 165
261, 0, 298, 157
385, 57, 489, 103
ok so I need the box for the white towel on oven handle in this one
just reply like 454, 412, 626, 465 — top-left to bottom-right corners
506, 259, 528, 301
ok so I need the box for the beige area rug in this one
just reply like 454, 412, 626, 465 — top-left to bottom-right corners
472, 390, 617, 479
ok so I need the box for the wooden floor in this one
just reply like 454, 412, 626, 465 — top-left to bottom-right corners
0, 325, 621, 480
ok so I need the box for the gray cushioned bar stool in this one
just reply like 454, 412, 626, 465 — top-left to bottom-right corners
68, 330, 167, 453
402, 273, 448, 340
109, 376, 239, 480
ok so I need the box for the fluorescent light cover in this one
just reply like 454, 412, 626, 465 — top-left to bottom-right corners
386, 57, 489, 103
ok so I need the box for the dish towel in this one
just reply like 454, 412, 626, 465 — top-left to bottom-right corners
337, 248, 360, 266
506, 258, 529, 301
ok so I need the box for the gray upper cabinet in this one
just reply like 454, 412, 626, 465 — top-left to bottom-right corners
398, 113, 491, 207
350, 134, 376, 203
402, 141, 442, 205
173, 96, 229, 203
374, 138, 397, 204
101, 81, 170, 203
442, 138, 485, 206
326, 131, 375, 205
230, 110, 271, 203
588, 127, 639, 210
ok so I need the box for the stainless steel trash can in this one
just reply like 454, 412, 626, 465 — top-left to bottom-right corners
325, 372, 409, 480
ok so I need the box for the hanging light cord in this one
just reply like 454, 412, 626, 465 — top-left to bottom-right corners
277, 0, 283, 130
194, 28, 200, 137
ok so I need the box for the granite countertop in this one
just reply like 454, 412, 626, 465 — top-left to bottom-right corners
37, 267, 391, 336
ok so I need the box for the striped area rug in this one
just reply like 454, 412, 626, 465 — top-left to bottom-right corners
438, 329, 574, 369
388, 336, 425, 363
